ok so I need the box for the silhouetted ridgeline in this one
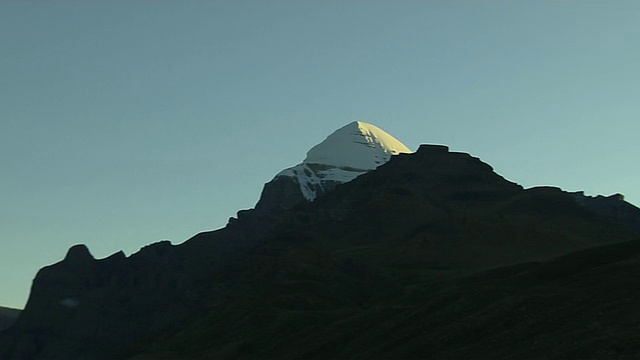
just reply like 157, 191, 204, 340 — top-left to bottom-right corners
1, 145, 639, 359
570, 191, 640, 233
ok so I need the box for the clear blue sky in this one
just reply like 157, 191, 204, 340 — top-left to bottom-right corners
1, 1, 639, 309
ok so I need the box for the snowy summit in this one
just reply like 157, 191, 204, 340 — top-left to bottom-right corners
276, 121, 412, 200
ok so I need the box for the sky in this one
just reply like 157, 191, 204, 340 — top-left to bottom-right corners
1, 1, 639, 309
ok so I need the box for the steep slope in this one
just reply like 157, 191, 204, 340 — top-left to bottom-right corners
254, 121, 411, 213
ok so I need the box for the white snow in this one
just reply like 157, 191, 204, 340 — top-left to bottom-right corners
274, 121, 412, 200
304, 121, 412, 170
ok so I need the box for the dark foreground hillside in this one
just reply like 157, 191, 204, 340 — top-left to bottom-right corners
134, 239, 640, 359
2, 145, 639, 359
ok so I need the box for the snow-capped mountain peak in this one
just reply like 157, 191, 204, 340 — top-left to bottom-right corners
304, 121, 412, 170
271, 121, 412, 201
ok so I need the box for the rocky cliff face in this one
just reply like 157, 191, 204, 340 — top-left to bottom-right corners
2, 144, 640, 359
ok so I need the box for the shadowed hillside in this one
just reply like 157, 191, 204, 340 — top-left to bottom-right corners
133, 239, 640, 360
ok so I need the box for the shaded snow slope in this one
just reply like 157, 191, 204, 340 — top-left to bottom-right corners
275, 121, 412, 200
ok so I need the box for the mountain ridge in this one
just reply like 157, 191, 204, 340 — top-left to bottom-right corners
2, 123, 640, 359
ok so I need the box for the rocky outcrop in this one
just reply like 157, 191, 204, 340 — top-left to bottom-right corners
252, 169, 345, 216
253, 174, 310, 215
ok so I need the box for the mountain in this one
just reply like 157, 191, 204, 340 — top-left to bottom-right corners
134, 238, 640, 360
0, 307, 20, 333
253, 121, 412, 214
2, 123, 640, 359
570, 191, 640, 233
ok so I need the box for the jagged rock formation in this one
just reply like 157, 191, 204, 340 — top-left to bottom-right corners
0, 214, 278, 359
2, 126, 640, 359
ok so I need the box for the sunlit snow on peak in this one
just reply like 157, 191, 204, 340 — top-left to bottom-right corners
304, 121, 412, 171
274, 121, 412, 201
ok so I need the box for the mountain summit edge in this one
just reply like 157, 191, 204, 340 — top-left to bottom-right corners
254, 121, 412, 213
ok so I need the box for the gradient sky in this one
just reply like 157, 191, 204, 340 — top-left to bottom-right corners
1, 1, 639, 309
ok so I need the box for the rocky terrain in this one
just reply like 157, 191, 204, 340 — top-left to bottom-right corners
1, 126, 639, 359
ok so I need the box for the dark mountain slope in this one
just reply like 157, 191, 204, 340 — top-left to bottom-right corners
134, 238, 640, 360
127, 145, 639, 359
571, 191, 640, 233
271, 145, 634, 270
0, 216, 279, 360
2, 144, 638, 359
